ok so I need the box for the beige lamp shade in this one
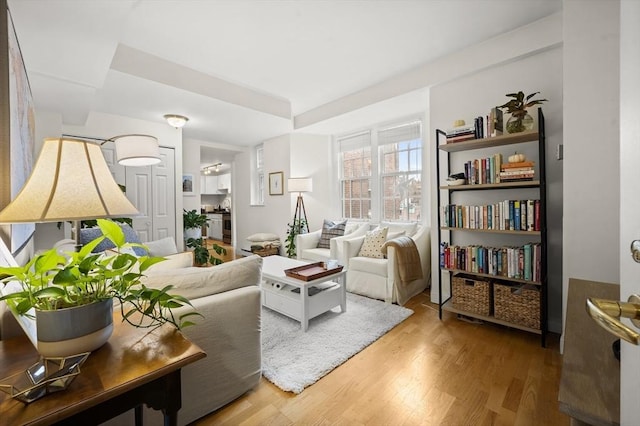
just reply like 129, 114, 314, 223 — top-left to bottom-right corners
112, 134, 161, 167
0, 137, 139, 223
288, 178, 313, 193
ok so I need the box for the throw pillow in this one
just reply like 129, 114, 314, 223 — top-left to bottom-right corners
79, 223, 146, 256
358, 227, 389, 259
144, 237, 178, 257
317, 219, 347, 249
380, 221, 418, 238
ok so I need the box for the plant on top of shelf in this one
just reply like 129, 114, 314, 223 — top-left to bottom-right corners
499, 91, 547, 134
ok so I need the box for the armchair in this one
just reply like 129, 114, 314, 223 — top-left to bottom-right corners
296, 222, 370, 266
344, 225, 431, 305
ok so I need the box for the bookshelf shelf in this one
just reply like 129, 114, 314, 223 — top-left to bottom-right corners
436, 108, 547, 347
440, 227, 541, 236
440, 180, 540, 191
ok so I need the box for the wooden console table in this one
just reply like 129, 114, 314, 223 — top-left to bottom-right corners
0, 317, 206, 425
558, 278, 620, 425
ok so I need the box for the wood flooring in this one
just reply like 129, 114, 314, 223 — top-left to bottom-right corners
196, 245, 569, 425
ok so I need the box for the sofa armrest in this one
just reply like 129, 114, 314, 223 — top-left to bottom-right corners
296, 229, 322, 259
344, 235, 366, 262
329, 223, 370, 266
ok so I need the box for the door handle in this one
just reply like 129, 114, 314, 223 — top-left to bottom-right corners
586, 295, 640, 345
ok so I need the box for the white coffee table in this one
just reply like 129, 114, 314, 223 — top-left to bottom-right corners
261, 256, 347, 331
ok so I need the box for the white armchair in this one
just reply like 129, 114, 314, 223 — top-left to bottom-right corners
344, 224, 431, 305
296, 222, 370, 266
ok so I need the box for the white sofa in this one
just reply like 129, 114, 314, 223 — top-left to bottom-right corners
344, 224, 431, 305
1, 254, 263, 426
296, 222, 369, 266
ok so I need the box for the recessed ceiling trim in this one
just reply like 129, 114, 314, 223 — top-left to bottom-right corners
111, 44, 292, 120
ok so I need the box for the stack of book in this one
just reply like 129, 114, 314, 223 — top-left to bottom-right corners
445, 124, 476, 143
499, 161, 535, 182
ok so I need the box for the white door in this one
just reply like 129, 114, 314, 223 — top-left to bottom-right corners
619, 1, 640, 421
125, 147, 176, 243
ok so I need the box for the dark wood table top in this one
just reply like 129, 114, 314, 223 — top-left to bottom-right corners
0, 317, 205, 425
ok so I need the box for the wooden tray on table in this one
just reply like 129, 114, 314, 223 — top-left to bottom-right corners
284, 262, 344, 282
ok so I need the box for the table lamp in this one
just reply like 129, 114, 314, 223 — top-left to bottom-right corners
0, 137, 140, 247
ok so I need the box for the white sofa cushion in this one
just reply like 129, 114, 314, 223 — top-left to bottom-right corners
144, 236, 178, 257
143, 255, 263, 300
349, 256, 389, 276
380, 221, 418, 238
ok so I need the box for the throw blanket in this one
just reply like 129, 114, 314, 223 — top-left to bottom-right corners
381, 236, 423, 287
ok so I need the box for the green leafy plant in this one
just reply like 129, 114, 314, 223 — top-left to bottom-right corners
0, 219, 199, 330
499, 91, 547, 133
284, 219, 307, 258
183, 209, 208, 230
185, 237, 227, 266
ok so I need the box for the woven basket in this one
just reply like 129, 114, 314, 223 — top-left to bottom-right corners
251, 244, 279, 257
493, 282, 540, 330
452, 275, 491, 316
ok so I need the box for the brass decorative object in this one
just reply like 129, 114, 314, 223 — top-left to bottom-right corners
586, 295, 640, 345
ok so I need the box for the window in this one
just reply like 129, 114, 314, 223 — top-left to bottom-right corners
378, 121, 422, 222
338, 119, 422, 222
338, 132, 372, 220
254, 145, 264, 205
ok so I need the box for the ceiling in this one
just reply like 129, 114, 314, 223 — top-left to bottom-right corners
8, 0, 561, 154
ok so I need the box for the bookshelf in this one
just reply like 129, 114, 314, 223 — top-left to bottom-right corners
436, 108, 547, 346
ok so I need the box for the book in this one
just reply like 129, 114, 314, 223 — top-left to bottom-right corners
492, 107, 504, 136
502, 161, 535, 169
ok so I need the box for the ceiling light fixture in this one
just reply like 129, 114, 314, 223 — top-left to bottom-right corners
164, 114, 189, 128
202, 163, 222, 175
111, 134, 161, 166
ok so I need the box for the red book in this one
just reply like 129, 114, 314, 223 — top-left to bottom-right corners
534, 200, 541, 231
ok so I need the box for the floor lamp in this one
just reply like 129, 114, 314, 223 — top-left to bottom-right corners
288, 178, 312, 235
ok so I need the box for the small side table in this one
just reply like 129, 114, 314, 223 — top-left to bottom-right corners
0, 317, 205, 426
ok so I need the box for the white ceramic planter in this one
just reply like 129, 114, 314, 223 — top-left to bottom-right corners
184, 227, 202, 240
35, 298, 114, 357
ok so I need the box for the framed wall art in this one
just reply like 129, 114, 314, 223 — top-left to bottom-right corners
269, 172, 284, 195
182, 173, 195, 195
0, 2, 36, 254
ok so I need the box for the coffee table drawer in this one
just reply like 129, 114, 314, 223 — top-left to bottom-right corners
264, 287, 300, 320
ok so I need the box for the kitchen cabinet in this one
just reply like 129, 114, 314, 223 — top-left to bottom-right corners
201, 175, 221, 195
207, 213, 223, 240
218, 173, 231, 191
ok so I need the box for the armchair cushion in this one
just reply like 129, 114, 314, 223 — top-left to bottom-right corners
144, 236, 178, 257
317, 219, 347, 249
358, 227, 388, 258
380, 221, 418, 238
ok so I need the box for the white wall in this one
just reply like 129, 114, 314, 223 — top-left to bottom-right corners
181, 139, 202, 213
289, 133, 335, 231
235, 134, 291, 251
562, 0, 620, 343
234, 133, 332, 253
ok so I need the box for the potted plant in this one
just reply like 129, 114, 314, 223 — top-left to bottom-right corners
183, 209, 208, 240
0, 219, 199, 357
185, 237, 227, 267
498, 91, 547, 133
284, 218, 307, 258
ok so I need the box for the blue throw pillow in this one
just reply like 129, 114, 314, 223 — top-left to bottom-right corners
79, 223, 146, 256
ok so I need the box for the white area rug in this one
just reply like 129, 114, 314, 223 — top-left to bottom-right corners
261, 292, 413, 394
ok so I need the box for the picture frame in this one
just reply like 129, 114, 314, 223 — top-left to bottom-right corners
182, 173, 195, 195
269, 172, 284, 195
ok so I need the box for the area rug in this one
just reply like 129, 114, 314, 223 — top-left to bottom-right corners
261, 292, 413, 393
